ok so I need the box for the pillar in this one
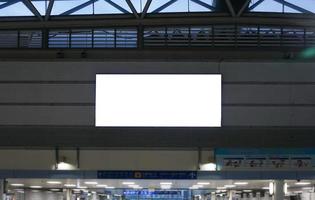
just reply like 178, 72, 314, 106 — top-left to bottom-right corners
0, 179, 5, 200
273, 180, 284, 200
92, 192, 98, 200
211, 192, 216, 200
66, 189, 71, 200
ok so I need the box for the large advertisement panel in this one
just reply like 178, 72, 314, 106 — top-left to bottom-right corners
96, 74, 221, 127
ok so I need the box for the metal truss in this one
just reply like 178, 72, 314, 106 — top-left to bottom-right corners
0, 0, 314, 22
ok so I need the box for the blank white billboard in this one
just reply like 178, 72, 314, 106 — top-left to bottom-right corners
95, 74, 221, 127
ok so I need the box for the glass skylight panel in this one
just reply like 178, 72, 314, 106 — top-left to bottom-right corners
0, 1, 33, 16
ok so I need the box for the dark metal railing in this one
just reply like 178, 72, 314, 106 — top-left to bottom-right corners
0, 24, 314, 49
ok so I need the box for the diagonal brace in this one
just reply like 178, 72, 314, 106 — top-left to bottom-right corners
0, 0, 20, 9
190, 0, 215, 11
248, 0, 264, 10
45, 0, 55, 21
273, 0, 312, 13
141, 0, 152, 18
152, 0, 178, 13
61, 0, 98, 15
22, 0, 44, 21
104, 0, 130, 14
125, 0, 139, 18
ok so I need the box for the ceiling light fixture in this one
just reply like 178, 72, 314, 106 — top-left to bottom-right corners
197, 182, 210, 185
64, 184, 76, 187
96, 184, 108, 187
160, 182, 173, 185
84, 182, 98, 185
224, 185, 236, 188
30, 186, 42, 189
122, 182, 135, 185
234, 182, 248, 185
269, 182, 274, 195
295, 182, 311, 185
10, 184, 24, 187
47, 181, 61, 185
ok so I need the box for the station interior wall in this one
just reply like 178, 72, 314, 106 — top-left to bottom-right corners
0, 61, 314, 126
0, 61, 315, 170
0, 149, 213, 170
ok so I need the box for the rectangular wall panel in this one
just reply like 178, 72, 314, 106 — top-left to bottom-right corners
0, 61, 314, 127
0, 84, 94, 103
80, 150, 199, 170
223, 85, 291, 104
0, 84, 314, 105
223, 107, 315, 126
0, 62, 219, 81
0, 106, 93, 125
221, 62, 315, 82
223, 107, 292, 126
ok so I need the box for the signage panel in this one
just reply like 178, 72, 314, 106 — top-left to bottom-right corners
97, 171, 197, 179
95, 74, 221, 127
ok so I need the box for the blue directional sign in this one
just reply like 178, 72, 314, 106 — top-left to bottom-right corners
97, 171, 197, 179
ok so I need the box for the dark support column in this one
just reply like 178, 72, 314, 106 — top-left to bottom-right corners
137, 25, 143, 49
76, 148, 80, 169
55, 147, 59, 170
0, 179, 4, 200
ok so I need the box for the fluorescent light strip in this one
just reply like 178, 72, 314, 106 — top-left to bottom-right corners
122, 182, 135, 185
11, 184, 24, 187
295, 182, 311, 185
161, 185, 172, 189
234, 182, 248, 185
197, 182, 210, 185
96, 185, 108, 187
30, 186, 42, 189
160, 182, 173, 185
84, 182, 98, 185
47, 181, 61, 185
64, 184, 76, 187
224, 185, 236, 188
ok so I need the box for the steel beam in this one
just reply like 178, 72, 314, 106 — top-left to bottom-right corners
103, 0, 130, 14
0, 126, 314, 148
237, 0, 251, 16
273, 0, 313, 14
0, 0, 20, 9
22, 0, 44, 21
190, 0, 215, 11
248, 0, 264, 11
225, 0, 236, 16
45, 0, 55, 21
1, 13, 315, 29
152, 0, 178, 13
125, 0, 139, 18
61, 0, 98, 15
141, 0, 152, 18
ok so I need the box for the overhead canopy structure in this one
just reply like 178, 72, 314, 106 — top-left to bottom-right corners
0, 0, 314, 19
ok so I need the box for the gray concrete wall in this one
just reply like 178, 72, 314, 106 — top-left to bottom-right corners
0, 61, 314, 126
0, 150, 212, 170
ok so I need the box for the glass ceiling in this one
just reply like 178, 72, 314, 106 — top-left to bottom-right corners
0, 0, 314, 17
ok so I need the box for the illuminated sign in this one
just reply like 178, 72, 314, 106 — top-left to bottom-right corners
96, 74, 221, 127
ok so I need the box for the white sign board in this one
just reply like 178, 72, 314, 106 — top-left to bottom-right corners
95, 74, 221, 127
